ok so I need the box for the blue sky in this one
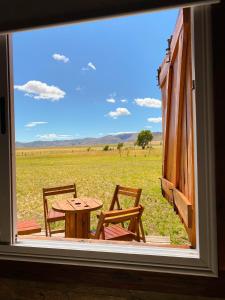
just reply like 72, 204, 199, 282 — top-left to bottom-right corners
13, 9, 178, 142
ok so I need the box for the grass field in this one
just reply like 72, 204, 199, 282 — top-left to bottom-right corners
16, 143, 188, 245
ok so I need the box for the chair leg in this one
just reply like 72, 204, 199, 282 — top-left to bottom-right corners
47, 221, 52, 237
43, 213, 48, 236
136, 222, 140, 242
140, 219, 146, 243
45, 221, 48, 236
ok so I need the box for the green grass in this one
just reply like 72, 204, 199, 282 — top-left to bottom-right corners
16, 145, 188, 245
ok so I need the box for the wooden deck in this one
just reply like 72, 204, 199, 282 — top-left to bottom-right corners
19, 230, 173, 247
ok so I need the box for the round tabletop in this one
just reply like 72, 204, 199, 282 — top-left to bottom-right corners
52, 197, 103, 214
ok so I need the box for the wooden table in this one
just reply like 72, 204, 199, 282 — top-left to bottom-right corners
52, 197, 103, 238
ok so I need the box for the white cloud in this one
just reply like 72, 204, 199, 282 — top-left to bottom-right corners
109, 131, 136, 135
134, 98, 161, 108
82, 62, 96, 71
147, 117, 162, 123
25, 121, 48, 128
52, 53, 69, 63
36, 133, 73, 140
107, 107, 131, 119
14, 80, 65, 101
106, 98, 116, 103
120, 99, 128, 103
88, 62, 96, 70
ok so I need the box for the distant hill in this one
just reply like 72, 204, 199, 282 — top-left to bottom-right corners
16, 132, 162, 148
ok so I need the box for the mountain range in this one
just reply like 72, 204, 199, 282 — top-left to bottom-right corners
16, 132, 162, 148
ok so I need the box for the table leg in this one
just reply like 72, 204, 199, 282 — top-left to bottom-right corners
65, 213, 76, 238
65, 212, 90, 238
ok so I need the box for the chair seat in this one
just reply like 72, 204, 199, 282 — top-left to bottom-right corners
47, 209, 65, 222
17, 219, 41, 235
91, 225, 136, 241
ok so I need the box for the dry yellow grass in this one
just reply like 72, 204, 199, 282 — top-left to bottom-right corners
16, 144, 188, 244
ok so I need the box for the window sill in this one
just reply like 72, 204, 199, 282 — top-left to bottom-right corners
0, 238, 216, 277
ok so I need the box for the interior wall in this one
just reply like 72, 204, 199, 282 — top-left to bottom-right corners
0, 278, 223, 300
212, 0, 225, 272
0, 0, 213, 33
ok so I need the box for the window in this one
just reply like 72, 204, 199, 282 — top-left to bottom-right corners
0, 3, 218, 277
14, 8, 187, 246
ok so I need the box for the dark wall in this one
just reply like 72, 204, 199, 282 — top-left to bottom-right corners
212, 0, 225, 272
0, 277, 224, 300
0, 1, 225, 299
0, 0, 213, 33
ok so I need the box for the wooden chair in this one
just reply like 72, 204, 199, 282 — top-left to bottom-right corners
17, 219, 41, 235
91, 205, 146, 242
107, 185, 142, 231
43, 183, 77, 236
109, 185, 142, 211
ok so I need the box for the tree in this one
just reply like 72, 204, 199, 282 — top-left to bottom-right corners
117, 143, 123, 157
136, 130, 153, 149
103, 145, 109, 151
117, 142, 124, 150
117, 142, 123, 157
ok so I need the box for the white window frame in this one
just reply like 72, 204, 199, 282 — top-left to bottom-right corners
0, 4, 218, 277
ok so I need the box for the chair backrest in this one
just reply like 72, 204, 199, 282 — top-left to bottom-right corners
43, 183, 77, 214
109, 185, 142, 211
95, 205, 144, 240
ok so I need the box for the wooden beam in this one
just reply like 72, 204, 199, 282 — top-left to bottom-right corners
160, 178, 174, 203
162, 67, 173, 178
172, 188, 192, 228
